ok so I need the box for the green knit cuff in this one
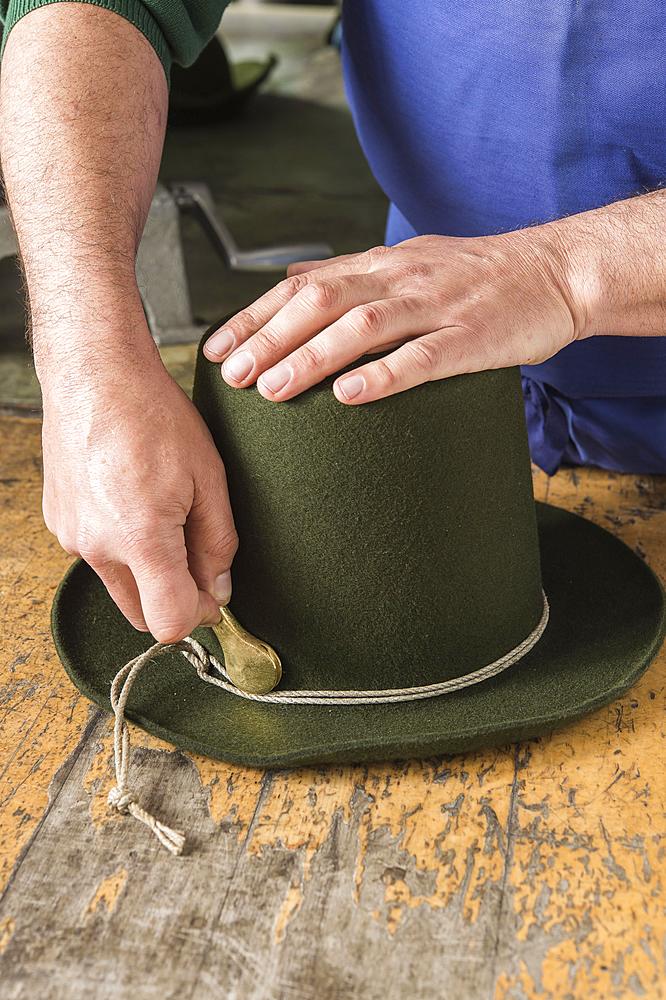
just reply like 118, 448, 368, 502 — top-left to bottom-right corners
1, 0, 171, 78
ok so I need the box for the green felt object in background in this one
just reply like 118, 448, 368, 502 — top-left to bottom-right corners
168, 36, 277, 126
51, 328, 665, 766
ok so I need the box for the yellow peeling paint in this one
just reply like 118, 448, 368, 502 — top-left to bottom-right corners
229, 753, 516, 941
247, 767, 357, 872
0, 917, 15, 954
497, 469, 666, 999
495, 965, 535, 1000
81, 725, 117, 829
347, 754, 515, 930
500, 680, 666, 998
83, 868, 128, 919
273, 883, 304, 943
0, 418, 90, 894
191, 753, 265, 834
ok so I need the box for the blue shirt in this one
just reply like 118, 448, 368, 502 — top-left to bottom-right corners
340, 1, 666, 473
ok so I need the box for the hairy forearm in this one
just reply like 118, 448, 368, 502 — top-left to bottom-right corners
0, 3, 168, 380
548, 188, 666, 339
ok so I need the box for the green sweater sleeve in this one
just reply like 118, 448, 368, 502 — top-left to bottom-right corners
0, 0, 231, 77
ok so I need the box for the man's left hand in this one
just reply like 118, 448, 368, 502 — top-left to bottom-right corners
204, 231, 586, 404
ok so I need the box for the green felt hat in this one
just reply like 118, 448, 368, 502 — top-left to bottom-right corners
168, 37, 277, 127
52, 331, 665, 767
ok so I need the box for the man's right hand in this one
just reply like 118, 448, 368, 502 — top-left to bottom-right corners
0, 4, 241, 640
41, 346, 237, 642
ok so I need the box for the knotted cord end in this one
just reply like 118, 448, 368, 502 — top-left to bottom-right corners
108, 784, 186, 856
107, 785, 132, 814
107, 642, 197, 856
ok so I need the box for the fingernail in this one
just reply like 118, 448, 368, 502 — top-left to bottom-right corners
259, 363, 292, 394
223, 350, 254, 383
213, 570, 232, 605
336, 374, 365, 400
205, 329, 235, 359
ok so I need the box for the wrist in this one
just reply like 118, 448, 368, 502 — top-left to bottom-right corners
28, 266, 143, 331
33, 299, 161, 394
536, 218, 602, 341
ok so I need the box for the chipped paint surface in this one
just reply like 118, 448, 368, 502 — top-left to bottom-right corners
81, 719, 266, 839
498, 682, 666, 999
0, 418, 89, 893
81, 723, 179, 829
0, 916, 15, 954
249, 767, 356, 868
273, 883, 304, 943
1, 414, 665, 998
230, 751, 517, 943
192, 753, 265, 833
83, 869, 128, 919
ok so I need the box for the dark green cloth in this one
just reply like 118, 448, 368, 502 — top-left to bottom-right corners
50, 332, 665, 767
52, 503, 665, 765
1, 0, 230, 76
193, 351, 545, 691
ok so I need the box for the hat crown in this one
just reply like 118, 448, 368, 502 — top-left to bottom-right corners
194, 349, 544, 692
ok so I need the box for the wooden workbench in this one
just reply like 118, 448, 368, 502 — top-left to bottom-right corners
1, 412, 664, 1000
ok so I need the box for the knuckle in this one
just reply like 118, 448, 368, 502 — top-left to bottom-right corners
227, 308, 258, 336
302, 280, 336, 312
62, 524, 103, 562
296, 340, 327, 372
284, 273, 309, 297
214, 526, 239, 561
57, 533, 78, 556
373, 357, 399, 388
364, 244, 391, 268
76, 530, 112, 565
127, 617, 149, 633
255, 325, 283, 355
351, 302, 385, 338
149, 617, 192, 644
404, 339, 442, 374
77, 543, 106, 565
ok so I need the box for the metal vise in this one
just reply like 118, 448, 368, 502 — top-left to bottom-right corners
0, 181, 333, 345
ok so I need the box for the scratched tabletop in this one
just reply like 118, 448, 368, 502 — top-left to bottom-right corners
0, 412, 664, 1000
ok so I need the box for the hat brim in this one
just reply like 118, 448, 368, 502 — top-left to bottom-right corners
51, 503, 664, 767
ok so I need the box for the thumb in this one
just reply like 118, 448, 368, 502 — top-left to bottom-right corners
185, 462, 239, 607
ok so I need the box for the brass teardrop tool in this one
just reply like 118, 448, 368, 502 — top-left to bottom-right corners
211, 606, 282, 695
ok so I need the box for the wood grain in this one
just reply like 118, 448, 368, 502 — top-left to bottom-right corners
0, 414, 664, 1000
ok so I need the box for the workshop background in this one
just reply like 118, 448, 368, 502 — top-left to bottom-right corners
1, 3, 665, 999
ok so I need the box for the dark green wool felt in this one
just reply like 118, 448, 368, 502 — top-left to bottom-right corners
168, 37, 276, 126
51, 331, 665, 767
194, 347, 545, 692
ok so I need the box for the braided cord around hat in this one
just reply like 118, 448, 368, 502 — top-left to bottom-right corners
106, 591, 549, 854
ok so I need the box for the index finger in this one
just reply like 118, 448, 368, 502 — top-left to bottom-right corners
286, 254, 356, 277
204, 253, 367, 360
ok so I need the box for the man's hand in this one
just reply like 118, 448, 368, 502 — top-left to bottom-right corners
203, 230, 581, 403
0, 5, 237, 639
204, 184, 666, 402
41, 346, 236, 641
